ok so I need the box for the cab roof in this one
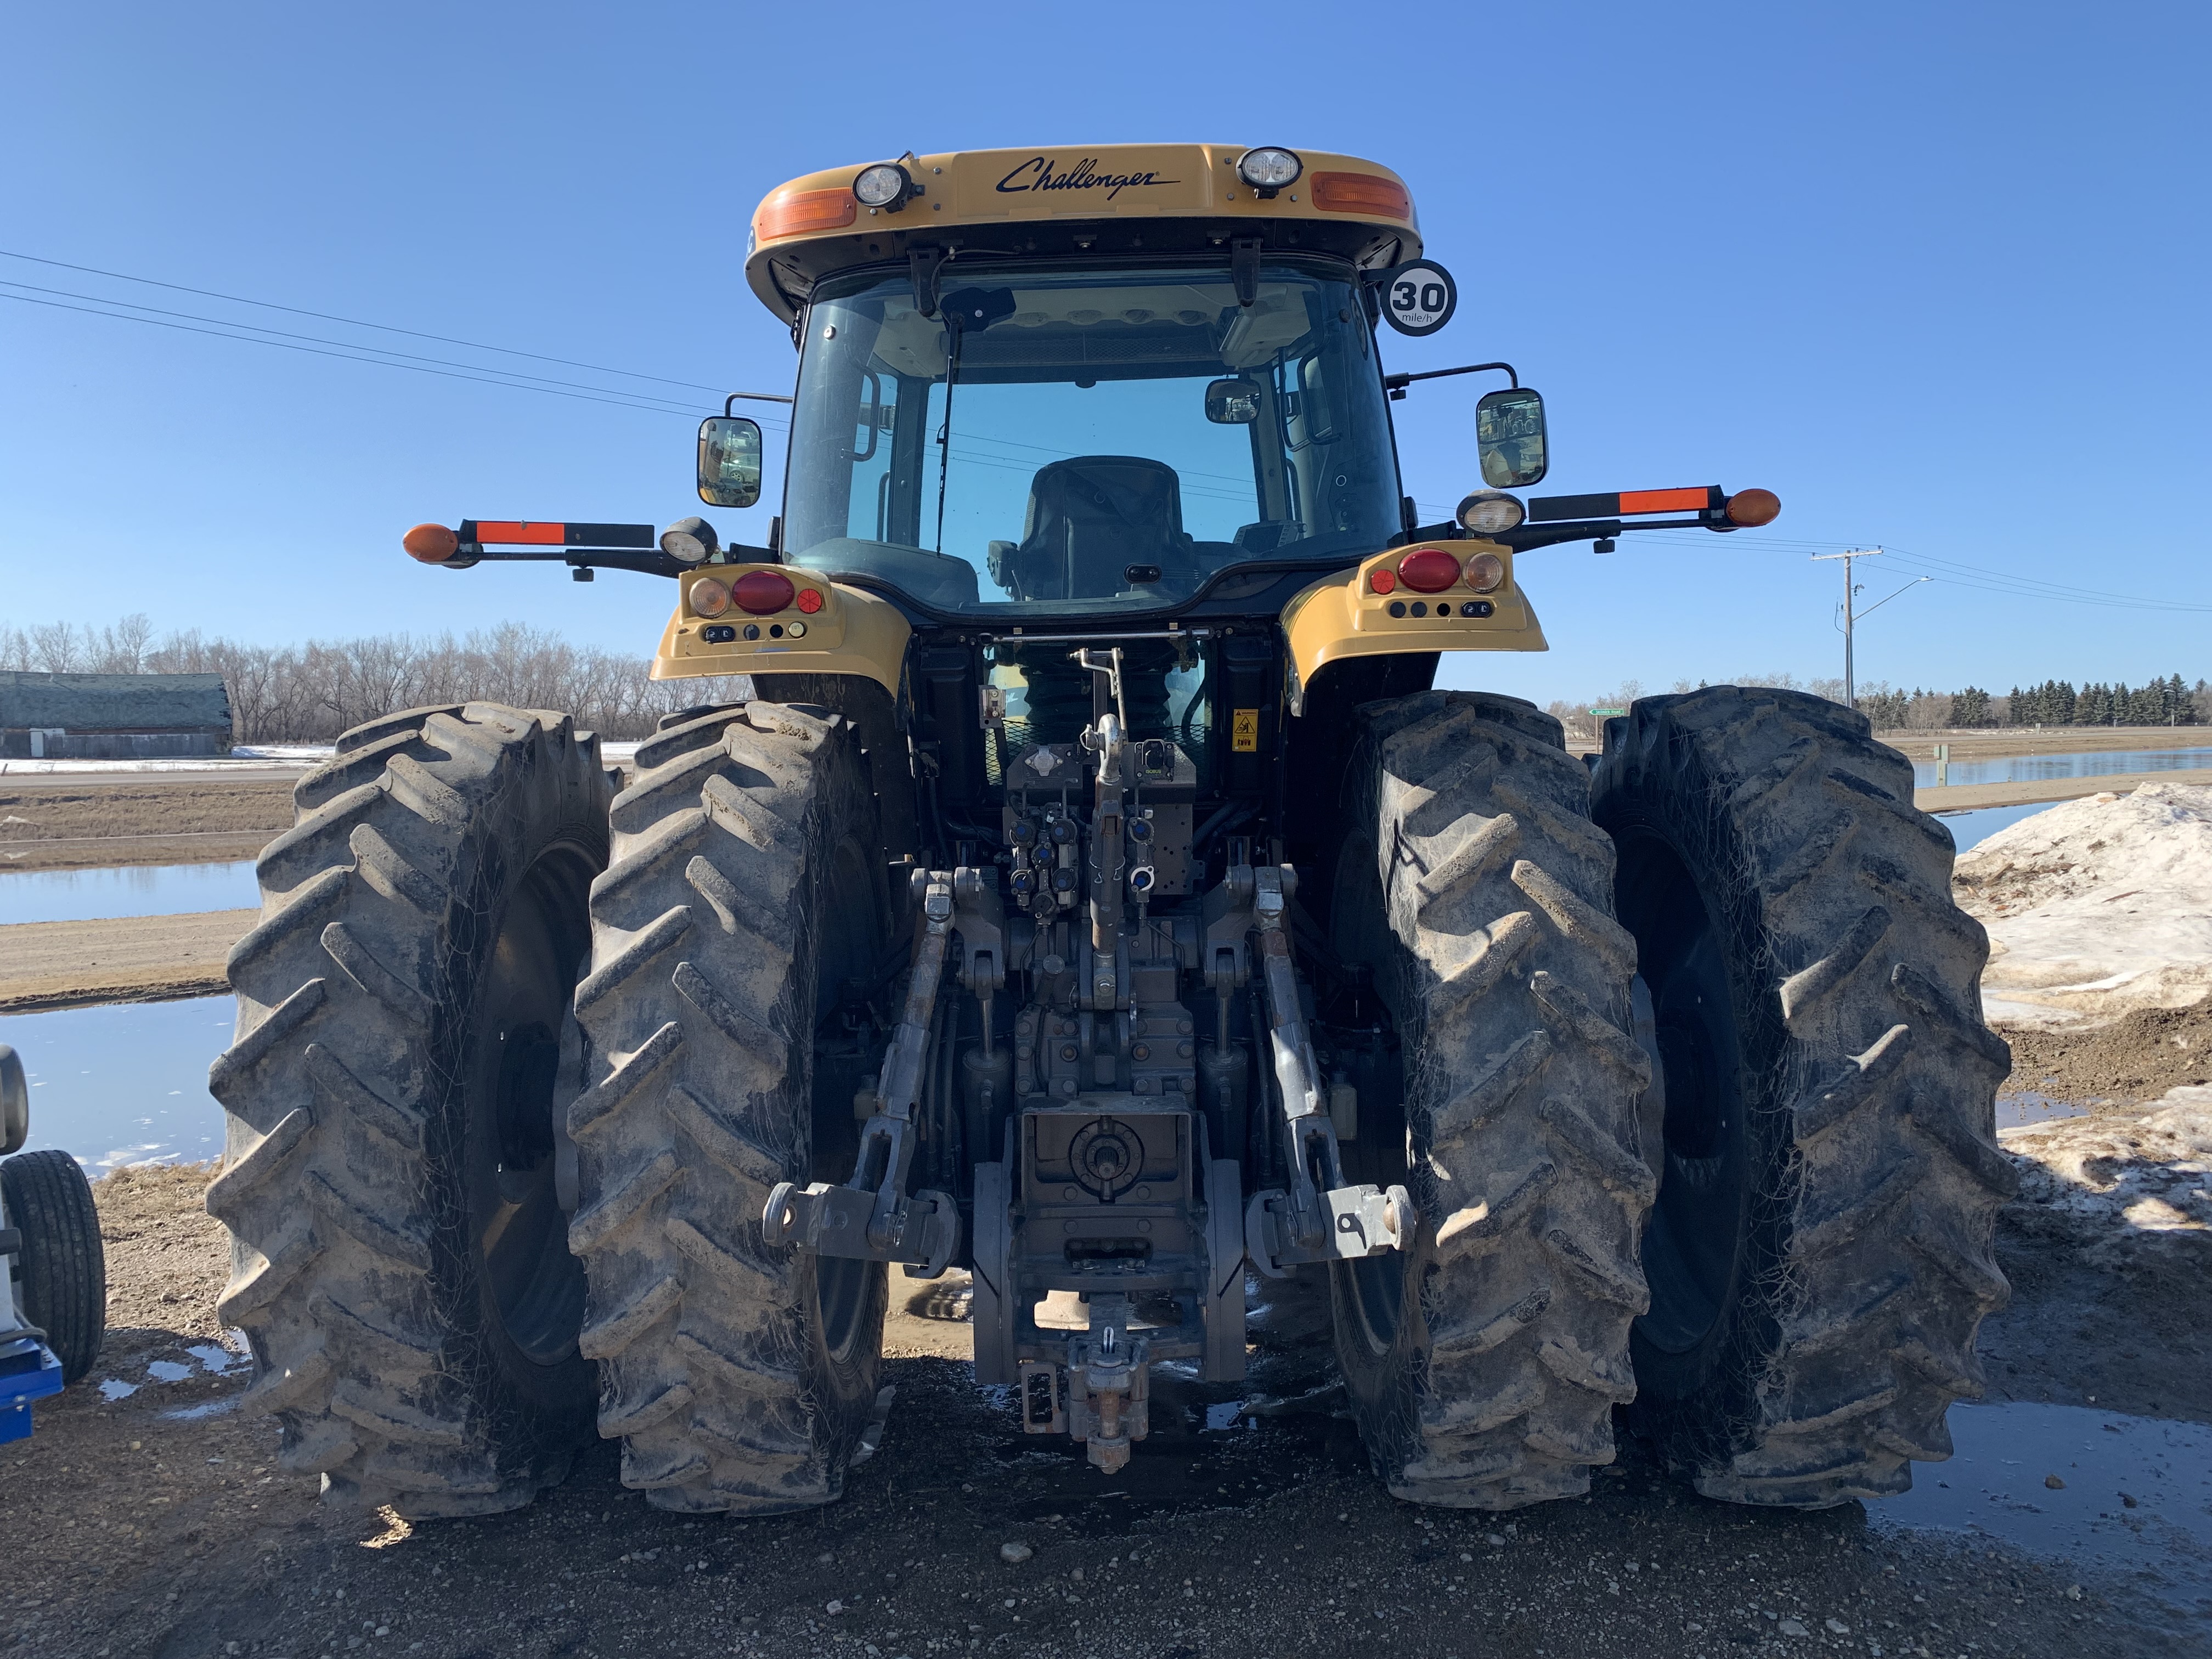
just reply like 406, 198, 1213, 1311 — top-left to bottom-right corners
744, 143, 1421, 323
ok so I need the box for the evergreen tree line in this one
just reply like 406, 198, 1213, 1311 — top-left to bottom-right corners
0, 616, 747, 744
2001, 676, 2205, 728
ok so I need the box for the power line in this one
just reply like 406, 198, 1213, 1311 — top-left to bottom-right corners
0, 246, 728, 394
0, 290, 725, 419
1, 278, 718, 414
3, 287, 799, 437
1621, 528, 2212, 614
1878, 542, 2208, 610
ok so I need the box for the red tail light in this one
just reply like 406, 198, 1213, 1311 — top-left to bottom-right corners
1396, 549, 1462, 592
735, 571, 796, 614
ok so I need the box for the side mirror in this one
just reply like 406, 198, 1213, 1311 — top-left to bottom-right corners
1476, 387, 1548, 488
1204, 377, 1262, 425
697, 416, 763, 509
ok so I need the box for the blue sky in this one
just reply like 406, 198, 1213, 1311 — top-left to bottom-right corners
3, 1, 2204, 706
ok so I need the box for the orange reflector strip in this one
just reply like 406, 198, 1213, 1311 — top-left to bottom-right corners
1309, 171, 1411, 219
756, 188, 857, 241
1617, 488, 1711, 516
473, 521, 565, 545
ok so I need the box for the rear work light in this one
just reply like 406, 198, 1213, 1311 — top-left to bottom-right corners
1235, 147, 1302, 194
735, 570, 796, 614
690, 578, 731, 618
853, 162, 913, 210
1396, 549, 1462, 592
1457, 492, 1526, 535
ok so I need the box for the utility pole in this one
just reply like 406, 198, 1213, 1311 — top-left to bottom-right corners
1810, 548, 1929, 710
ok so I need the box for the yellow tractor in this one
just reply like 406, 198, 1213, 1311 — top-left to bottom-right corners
210, 144, 2010, 1518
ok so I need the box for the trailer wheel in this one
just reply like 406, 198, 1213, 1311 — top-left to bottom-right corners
1593, 687, 2012, 1505
208, 702, 611, 1516
568, 702, 891, 1514
2, 1150, 106, 1383
1327, 692, 1652, 1509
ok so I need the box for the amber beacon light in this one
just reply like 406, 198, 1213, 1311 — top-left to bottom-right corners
1724, 488, 1782, 527
403, 523, 460, 563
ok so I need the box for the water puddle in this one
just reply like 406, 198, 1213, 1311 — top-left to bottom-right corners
0, 860, 259, 926
96, 1331, 251, 1410
163, 1396, 239, 1421
1933, 802, 2059, 850
1871, 1402, 2212, 1624
1914, 747, 2212, 789
1995, 1091, 2090, 1130
0, 997, 233, 1172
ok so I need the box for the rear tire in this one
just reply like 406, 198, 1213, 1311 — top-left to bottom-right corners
1327, 692, 1653, 1509
1593, 687, 2012, 1505
208, 703, 610, 1516
2, 1150, 106, 1383
568, 702, 891, 1514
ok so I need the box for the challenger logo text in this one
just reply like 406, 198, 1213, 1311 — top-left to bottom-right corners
995, 156, 1180, 200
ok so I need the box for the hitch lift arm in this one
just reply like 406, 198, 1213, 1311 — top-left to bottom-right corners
762, 869, 968, 1277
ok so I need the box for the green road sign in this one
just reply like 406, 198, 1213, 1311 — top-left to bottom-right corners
1589, 707, 1626, 716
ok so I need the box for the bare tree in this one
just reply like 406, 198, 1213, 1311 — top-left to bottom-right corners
89, 613, 156, 674
29, 623, 84, 674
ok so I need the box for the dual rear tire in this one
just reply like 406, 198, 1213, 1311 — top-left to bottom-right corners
210, 700, 889, 1517
210, 703, 607, 1514
1326, 687, 2010, 1508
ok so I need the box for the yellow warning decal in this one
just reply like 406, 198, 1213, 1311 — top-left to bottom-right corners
1232, 709, 1260, 752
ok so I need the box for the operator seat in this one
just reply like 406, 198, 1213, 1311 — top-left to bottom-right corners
992, 456, 1194, 602
993, 455, 1189, 745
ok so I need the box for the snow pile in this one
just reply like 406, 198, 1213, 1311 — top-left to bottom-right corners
1953, 782, 2212, 1026
2000, 1085, 2212, 1254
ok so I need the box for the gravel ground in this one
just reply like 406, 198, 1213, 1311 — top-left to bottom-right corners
2004, 1003, 2212, 1110
7, 1147, 2207, 1659
0, 782, 293, 873
0, 912, 250, 1012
